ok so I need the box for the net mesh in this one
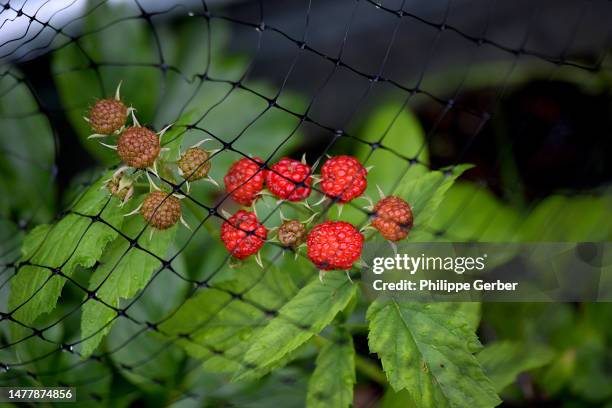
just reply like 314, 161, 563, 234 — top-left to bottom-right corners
1, 0, 611, 405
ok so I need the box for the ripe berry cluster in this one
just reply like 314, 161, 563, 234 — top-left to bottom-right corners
221, 153, 413, 274
222, 155, 369, 207
89, 84, 414, 277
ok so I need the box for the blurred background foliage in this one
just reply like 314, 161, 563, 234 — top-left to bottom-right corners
1, 1, 611, 407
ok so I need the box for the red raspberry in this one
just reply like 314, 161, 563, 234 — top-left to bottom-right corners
306, 221, 363, 270
372, 196, 413, 241
221, 210, 267, 259
224, 157, 267, 206
320, 155, 367, 203
140, 191, 181, 230
117, 127, 160, 169
277, 220, 307, 248
265, 157, 312, 201
88, 99, 128, 135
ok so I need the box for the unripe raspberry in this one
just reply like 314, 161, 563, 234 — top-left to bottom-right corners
224, 157, 267, 206
88, 99, 128, 135
278, 220, 307, 248
178, 147, 211, 181
106, 174, 133, 203
306, 221, 363, 270
266, 157, 312, 201
140, 191, 181, 230
371, 196, 413, 241
117, 127, 160, 169
321, 155, 367, 203
221, 210, 267, 259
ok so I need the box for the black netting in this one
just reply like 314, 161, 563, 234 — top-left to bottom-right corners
1, 0, 611, 406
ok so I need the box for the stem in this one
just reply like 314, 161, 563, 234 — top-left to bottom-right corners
354, 354, 387, 385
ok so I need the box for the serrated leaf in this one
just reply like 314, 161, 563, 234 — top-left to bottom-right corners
455, 302, 482, 332
396, 164, 472, 232
367, 300, 500, 408
9, 175, 123, 340
159, 262, 302, 376
233, 272, 358, 381
80, 216, 176, 357
477, 341, 554, 393
213, 261, 299, 310
428, 182, 521, 242
306, 333, 355, 408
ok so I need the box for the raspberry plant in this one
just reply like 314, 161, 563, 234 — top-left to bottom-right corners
6, 94, 501, 408
8, 3, 609, 404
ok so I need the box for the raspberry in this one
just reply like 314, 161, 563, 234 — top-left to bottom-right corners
179, 147, 211, 181
224, 157, 267, 206
106, 173, 133, 203
320, 155, 367, 203
306, 221, 363, 270
140, 191, 181, 230
221, 210, 267, 259
265, 157, 312, 201
277, 220, 307, 248
88, 98, 128, 135
371, 196, 413, 241
117, 127, 160, 169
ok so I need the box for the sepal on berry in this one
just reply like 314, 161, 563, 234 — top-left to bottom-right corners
104, 167, 134, 206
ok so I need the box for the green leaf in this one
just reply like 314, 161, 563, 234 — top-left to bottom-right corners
355, 103, 429, 192
367, 300, 500, 408
477, 341, 555, 392
519, 194, 612, 241
455, 302, 482, 333
538, 348, 576, 396
428, 182, 522, 242
159, 260, 311, 379
52, 4, 159, 164
396, 165, 472, 233
106, 251, 189, 390
306, 333, 356, 408
0, 73, 55, 224
569, 332, 612, 402
159, 286, 263, 368
9, 175, 123, 339
158, 110, 197, 164
181, 85, 306, 185
234, 272, 358, 381
340, 103, 428, 225
80, 216, 176, 357
379, 388, 418, 408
